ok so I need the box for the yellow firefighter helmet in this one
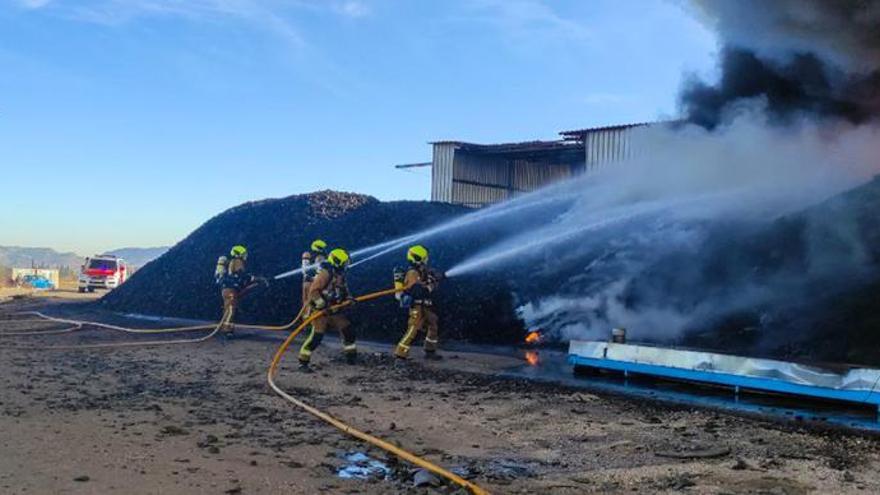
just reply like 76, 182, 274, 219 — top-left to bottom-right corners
311, 239, 328, 253
230, 245, 248, 259
407, 245, 429, 264
327, 248, 350, 269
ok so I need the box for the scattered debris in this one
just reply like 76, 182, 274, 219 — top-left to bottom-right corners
412, 468, 441, 487
159, 425, 188, 436
336, 451, 389, 480
481, 458, 538, 481
570, 392, 600, 403
655, 445, 731, 459
657, 473, 697, 490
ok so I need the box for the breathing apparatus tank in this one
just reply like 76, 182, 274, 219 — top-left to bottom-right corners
393, 266, 413, 309
215, 256, 228, 284
392, 266, 406, 301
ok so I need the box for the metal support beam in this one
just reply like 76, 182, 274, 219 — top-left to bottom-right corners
394, 162, 432, 169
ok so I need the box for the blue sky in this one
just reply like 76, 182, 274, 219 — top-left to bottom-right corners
0, 0, 717, 255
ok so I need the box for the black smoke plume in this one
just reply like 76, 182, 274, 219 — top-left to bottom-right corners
682, 0, 880, 128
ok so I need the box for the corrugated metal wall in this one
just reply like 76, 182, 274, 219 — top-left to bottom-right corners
511, 159, 573, 189
431, 125, 643, 206
450, 180, 509, 207
584, 127, 636, 170
431, 143, 457, 203
443, 153, 576, 206
452, 151, 511, 206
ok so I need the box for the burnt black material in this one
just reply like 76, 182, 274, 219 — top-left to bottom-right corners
101, 191, 522, 344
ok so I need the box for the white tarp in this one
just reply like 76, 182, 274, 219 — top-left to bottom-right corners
569, 340, 880, 392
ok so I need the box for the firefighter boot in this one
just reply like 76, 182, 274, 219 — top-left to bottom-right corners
341, 328, 357, 364
344, 348, 357, 364
298, 328, 324, 371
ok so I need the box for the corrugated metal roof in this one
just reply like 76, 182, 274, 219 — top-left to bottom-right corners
432, 121, 657, 148
558, 122, 653, 137
429, 139, 580, 154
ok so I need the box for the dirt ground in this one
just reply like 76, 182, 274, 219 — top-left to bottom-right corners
2, 293, 880, 494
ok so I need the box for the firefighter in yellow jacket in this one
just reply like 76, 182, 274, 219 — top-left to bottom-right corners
394, 245, 443, 360
217, 245, 266, 334
298, 248, 356, 371
301, 239, 327, 306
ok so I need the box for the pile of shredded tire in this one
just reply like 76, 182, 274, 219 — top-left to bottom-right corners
680, 175, 880, 365
101, 179, 880, 363
101, 191, 524, 344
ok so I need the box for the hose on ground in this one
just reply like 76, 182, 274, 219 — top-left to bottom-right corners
267, 288, 490, 495
2, 289, 490, 493
0, 323, 83, 337
0, 308, 233, 350
14, 311, 216, 334
236, 305, 307, 331
3, 307, 306, 335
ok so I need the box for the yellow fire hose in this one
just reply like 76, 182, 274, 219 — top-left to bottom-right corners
13, 311, 217, 334
0, 308, 233, 350
236, 305, 307, 331
267, 288, 490, 495
3, 306, 306, 337
0, 301, 303, 351
2, 288, 492, 493
0, 323, 83, 337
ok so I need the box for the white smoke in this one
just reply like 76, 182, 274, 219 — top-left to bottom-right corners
448, 107, 880, 342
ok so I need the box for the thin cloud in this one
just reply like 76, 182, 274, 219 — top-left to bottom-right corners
67, 1, 305, 48
24, 0, 372, 96
468, 0, 591, 41
334, 0, 370, 18
16, 0, 53, 8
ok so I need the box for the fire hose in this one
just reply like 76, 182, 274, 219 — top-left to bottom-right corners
0, 302, 304, 351
1, 289, 491, 492
12, 311, 217, 333
0, 308, 234, 350
236, 305, 307, 331
0, 323, 83, 336
0, 275, 304, 339
0, 305, 307, 340
267, 287, 490, 495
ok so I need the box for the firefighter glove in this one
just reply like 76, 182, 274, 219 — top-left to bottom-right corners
400, 294, 413, 310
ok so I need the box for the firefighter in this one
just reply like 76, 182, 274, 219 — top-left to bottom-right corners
298, 248, 356, 371
394, 245, 443, 360
218, 245, 266, 335
301, 239, 328, 307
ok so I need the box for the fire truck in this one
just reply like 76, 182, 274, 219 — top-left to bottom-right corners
78, 255, 128, 293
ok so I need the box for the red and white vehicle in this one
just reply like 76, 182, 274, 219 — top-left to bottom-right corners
78, 255, 128, 293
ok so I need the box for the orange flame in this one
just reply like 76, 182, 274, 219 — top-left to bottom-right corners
525, 331, 541, 344
525, 350, 540, 366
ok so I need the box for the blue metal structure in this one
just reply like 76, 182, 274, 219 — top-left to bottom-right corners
568, 341, 880, 411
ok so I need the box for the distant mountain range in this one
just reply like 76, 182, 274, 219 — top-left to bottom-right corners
105, 247, 169, 267
0, 246, 82, 269
0, 245, 169, 269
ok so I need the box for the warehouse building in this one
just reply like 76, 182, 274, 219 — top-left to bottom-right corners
422, 122, 650, 207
